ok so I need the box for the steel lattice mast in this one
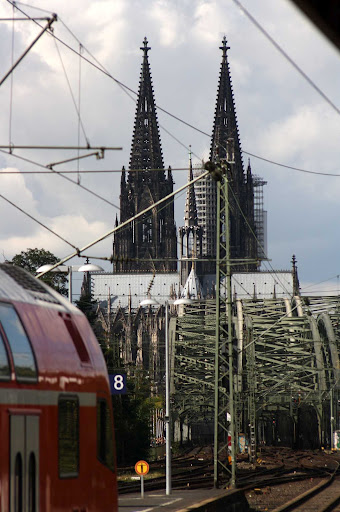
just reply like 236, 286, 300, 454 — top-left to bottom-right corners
214, 160, 236, 487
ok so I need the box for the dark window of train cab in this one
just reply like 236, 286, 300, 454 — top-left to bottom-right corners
0, 331, 10, 380
63, 316, 91, 365
58, 396, 79, 478
97, 399, 115, 471
0, 303, 37, 381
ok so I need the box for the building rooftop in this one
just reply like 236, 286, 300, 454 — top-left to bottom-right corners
92, 272, 180, 309
91, 270, 294, 310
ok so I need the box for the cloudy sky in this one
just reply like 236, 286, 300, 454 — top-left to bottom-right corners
0, 0, 339, 296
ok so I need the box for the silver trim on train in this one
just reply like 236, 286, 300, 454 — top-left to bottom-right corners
0, 388, 96, 406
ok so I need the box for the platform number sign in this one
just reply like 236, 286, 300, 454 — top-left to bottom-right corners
109, 373, 127, 395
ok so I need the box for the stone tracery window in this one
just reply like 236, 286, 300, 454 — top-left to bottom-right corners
142, 214, 153, 243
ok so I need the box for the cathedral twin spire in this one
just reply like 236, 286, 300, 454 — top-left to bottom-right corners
210, 36, 243, 172
192, 36, 258, 276
113, 38, 177, 273
184, 148, 198, 228
209, 36, 257, 268
114, 36, 259, 276
129, 37, 164, 173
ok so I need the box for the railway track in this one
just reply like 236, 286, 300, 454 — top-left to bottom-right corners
118, 462, 213, 494
119, 460, 323, 494
118, 446, 340, 509
271, 466, 340, 512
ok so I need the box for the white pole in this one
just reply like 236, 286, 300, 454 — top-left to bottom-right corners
68, 266, 73, 303
165, 301, 171, 495
141, 475, 144, 498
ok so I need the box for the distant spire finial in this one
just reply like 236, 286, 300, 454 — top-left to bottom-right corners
184, 144, 197, 227
188, 144, 193, 183
141, 37, 151, 55
291, 254, 300, 296
219, 36, 230, 57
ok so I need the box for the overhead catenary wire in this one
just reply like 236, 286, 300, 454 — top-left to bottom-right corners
301, 289, 340, 295
56, 13, 202, 163
0, 157, 190, 262
0, 166, 191, 174
9, 1, 15, 148
8, 1, 53, 15
37, 169, 209, 277
56, 13, 340, 176
1, 1, 333, 340
9, 2, 333, 418
4, 0, 339, 295
300, 275, 340, 292
0, 12, 286, 296
0, 8, 304, 302
52, 37, 90, 147
0, 17, 50, 21
231, 0, 340, 119
77, 42, 83, 185
0, 12, 57, 88
0, 192, 77, 250
0, 156, 196, 269
1, 5, 206, 257
2, 1, 206, 217
5, 1, 340, 181
0, 161, 340, 177
0, 148, 121, 210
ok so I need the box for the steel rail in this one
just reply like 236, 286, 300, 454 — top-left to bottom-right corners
271, 462, 340, 512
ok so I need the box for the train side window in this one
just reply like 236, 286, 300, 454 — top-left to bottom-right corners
97, 399, 115, 472
28, 452, 36, 512
0, 331, 10, 380
0, 303, 37, 381
14, 452, 23, 512
58, 396, 79, 478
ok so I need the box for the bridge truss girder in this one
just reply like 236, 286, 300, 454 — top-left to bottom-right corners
171, 295, 340, 478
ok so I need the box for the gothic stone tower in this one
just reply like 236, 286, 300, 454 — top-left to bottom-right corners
178, 149, 203, 285
113, 39, 177, 272
195, 37, 257, 274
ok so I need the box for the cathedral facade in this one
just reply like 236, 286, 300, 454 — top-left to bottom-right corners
92, 37, 268, 374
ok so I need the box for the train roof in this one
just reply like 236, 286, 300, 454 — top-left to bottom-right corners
0, 264, 108, 387
0, 263, 79, 313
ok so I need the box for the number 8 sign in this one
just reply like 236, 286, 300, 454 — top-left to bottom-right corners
109, 373, 127, 395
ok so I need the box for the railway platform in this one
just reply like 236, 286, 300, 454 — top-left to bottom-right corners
118, 487, 250, 512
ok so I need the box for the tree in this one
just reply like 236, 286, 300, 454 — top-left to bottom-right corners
8, 248, 68, 296
75, 291, 98, 325
113, 374, 154, 464
74, 270, 99, 324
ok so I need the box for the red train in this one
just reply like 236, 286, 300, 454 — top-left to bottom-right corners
0, 263, 117, 511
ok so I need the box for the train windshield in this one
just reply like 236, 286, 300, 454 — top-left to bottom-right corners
0, 303, 37, 381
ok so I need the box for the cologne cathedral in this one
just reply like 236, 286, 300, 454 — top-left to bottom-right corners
92, 37, 270, 378
88, 38, 337, 452
112, 37, 259, 283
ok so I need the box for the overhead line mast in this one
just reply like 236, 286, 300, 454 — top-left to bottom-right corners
0, 14, 57, 88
